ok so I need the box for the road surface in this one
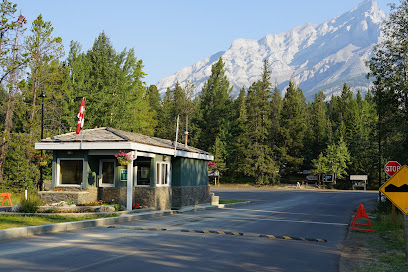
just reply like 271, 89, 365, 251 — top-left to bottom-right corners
0, 188, 376, 271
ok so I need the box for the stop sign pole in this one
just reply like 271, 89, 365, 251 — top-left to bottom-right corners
384, 161, 401, 231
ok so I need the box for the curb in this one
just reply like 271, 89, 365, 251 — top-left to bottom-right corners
216, 201, 251, 208
0, 201, 251, 241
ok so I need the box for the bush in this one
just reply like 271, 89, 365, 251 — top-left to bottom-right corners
114, 204, 124, 211
18, 195, 42, 213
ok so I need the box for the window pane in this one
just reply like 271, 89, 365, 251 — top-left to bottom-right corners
60, 160, 83, 185
137, 162, 150, 186
102, 161, 114, 185
161, 164, 167, 185
156, 163, 160, 185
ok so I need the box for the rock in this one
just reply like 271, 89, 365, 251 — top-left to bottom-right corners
99, 205, 115, 213
11, 205, 20, 212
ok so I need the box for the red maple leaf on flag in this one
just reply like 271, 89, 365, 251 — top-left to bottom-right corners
76, 98, 85, 134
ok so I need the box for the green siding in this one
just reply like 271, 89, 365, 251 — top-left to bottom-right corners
171, 157, 208, 187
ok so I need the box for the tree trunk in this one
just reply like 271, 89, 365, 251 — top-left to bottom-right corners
0, 93, 14, 183
0, 22, 22, 183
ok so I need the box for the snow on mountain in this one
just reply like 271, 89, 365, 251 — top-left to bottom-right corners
156, 0, 385, 100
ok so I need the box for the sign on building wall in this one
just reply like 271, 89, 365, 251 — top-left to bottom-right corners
120, 169, 127, 181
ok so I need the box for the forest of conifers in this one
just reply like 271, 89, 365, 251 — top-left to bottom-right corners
1, 0, 408, 190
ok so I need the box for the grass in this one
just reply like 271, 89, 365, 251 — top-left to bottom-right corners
354, 206, 408, 272
0, 213, 118, 230
219, 199, 246, 204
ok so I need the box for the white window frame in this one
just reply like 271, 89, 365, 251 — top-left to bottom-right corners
99, 159, 116, 187
156, 161, 170, 187
56, 158, 86, 187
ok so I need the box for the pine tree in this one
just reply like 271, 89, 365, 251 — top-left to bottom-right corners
147, 85, 161, 117
278, 81, 308, 175
270, 86, 282, 150
306, 91, 330, 165
156, 82, 194, 141
367, 0, 408, 163
0, 2, 27, 182
24, 14, 65, 135
242, 60, 277, 185
67, 32, 156, 134
229, 87, 249, 178
195, 57, 231, 151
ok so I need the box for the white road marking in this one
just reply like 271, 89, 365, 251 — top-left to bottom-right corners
64, 251, 136, 272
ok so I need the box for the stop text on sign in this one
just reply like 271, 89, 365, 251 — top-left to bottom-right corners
384, 161, 401, 177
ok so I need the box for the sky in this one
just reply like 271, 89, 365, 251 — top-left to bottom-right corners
13, 0, 398, 86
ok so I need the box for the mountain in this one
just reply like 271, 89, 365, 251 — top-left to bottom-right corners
156, 0, 386, 100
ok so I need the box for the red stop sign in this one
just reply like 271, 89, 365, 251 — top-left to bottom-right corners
384, 161, 401, 176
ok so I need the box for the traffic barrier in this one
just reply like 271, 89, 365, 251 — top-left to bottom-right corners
0, 192, 12, 207
350, 204, 374, 232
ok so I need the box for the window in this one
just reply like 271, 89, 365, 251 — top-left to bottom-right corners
156, 162, 170, 186
58, 159, 84, 186
99, 160, 115, 187
136, 161, 150, 186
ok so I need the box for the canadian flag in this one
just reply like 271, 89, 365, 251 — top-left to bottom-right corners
76, 98, 85, 134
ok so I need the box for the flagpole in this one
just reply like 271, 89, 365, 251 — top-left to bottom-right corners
39, 91, 46, 191
174, 115, 179, 157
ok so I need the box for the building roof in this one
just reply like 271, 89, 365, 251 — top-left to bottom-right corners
38, 127, 212, 160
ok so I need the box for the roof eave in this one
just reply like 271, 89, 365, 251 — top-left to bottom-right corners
35, 141, 213, 161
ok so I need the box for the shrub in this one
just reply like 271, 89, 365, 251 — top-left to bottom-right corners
114, 204, 124, 211
18, 195, 42, 213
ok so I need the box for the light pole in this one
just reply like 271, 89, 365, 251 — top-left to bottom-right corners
39, 91, 46, 190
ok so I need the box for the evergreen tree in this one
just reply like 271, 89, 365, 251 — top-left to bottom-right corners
242, 60, 277, 184
156, 87, 174, 139
270, 86, 282, 151
147, 84, 162, 130
210, 129, 228, 174
367, 0, 408, 163
306, 91, 330, 163
24, 14, 65, 134
156, 82, 194, 141
278, 81, 308, 175
195, 57, 231, 151
0, 2, 27, 182
229, 87, 249, 179
67, 32, 156, 134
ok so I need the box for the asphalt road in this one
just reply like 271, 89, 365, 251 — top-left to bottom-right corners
0, 188, 377, 272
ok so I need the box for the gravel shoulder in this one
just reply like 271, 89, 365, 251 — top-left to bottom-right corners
338, 199, 408, 272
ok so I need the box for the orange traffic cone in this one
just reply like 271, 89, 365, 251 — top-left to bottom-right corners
350, 204, 374, 232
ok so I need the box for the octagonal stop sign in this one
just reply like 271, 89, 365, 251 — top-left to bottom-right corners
385, 161, 401, 177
